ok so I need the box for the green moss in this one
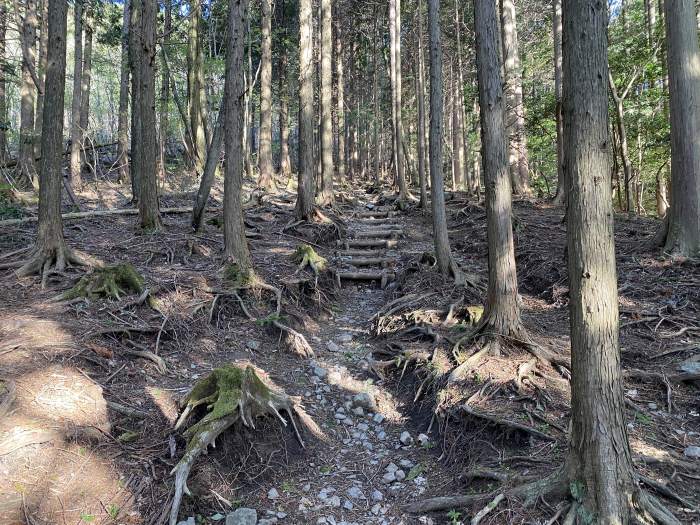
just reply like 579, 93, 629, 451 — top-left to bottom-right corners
207, 215, 224, 228
466, 305, 484, 324
223, 262, 256, 288
61, 263, 145, 301
292, 244, 327, 274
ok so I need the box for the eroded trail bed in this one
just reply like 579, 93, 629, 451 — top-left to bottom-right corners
1, 187, 699, 525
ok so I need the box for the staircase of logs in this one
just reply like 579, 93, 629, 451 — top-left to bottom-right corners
334, 207, 403, 289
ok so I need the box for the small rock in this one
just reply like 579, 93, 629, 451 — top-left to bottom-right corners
371, 504, 383, 515
246, 340, 261, 351
399, 459, 414, 468
382, 471, 396, 484
314, 367, 328, 379
377, 431, 387, 440
627, 389, 638, 398
678, 358, 700, 375
267, 488, 280, 500
303, 483, 311, 492
335, 412, 347, 420
343, 500, 353, 510
225, 508, 257, 525
327, 341, 342, 352
371, 489, 384, 501
328, 495, 341, 507
258, 520, 276, 525
337, 333, 353, 343
352, 392, 375, 410
357, 422, 369, 431
417, 433, 430, 446
276, 513, 287, 519
373, 413, 385, 424
177, 519, 195, 525
347, 486, 364, 499
647, 402, 658, 410
385, 462, 399, 472
684, 446, 700, 458
399, 431, 413, 446
342, 417, 354, 426
394, 469, 406, 481
352, 407, 364, 416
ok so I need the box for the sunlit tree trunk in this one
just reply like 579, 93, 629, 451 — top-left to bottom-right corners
500, 0, 530, 195
416, 0, 428, 209
79, 5, 93, 171
188, 0, 207, 175
69, 0, 83, 188
129, 0, 141, 202
278, 52, 292, 178
159, 0, 171, 179
372, 13, 381, 186
223, 0, 252, 269
389, 0, 407, 199
136, 0, 161, 230
117, 0, 131, 185
428, 0, 460, 281
0, 3, 7, 163
19, 0, 39, 188
551, 0, 565, 205
317, 0, 334, 204
475, 0, 523, 335
296, 0, 315, 220
33, 0, 48, 160
258, 0, 275, 190
662, 0, 700, 255
335, 13, 346, 183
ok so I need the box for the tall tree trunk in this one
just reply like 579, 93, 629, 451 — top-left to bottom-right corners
475, 0, 523, 335
317, 0, 333, 204
428, 0, 461, 282
18, 0, 39, 188
608, 72, 635, 214
663, 0, 700, 255
0, 2, 7, 163
416, 0, 428, 209
551, 0, 565, 205
18, 0, 90, 280
335, 13, 346, 183
454, 0, 471, 193
136, 0, 161, 230
159, 0, 171, 179
258, 0, 275, 190
33, 0, 48, 160
129, 0, 141, 202
117, 0, 131, 185
80, 6, 92, 133
451, 71, 464, 190
500, 0, 530, 195
562, 0, 654, 521
296, 0, 315, 220
389, 0, 407, 199
372, 14, 381, 186
278, 52, 291, 178
69, 0, 83, 188
223, 0, 252, 269
188, 0, 207, 176
192, 100, 224, 231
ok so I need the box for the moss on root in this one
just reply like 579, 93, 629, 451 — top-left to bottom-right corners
223, 262, 257, 288
292, 244, 327, 275
59, 263, 145, 301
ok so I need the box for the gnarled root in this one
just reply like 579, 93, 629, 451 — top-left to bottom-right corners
52, 263, 146, 302
15, 244, 95, 288
292, 243, 328, 277
169, 365, 307, 525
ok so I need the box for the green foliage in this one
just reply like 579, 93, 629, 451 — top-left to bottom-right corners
446, 509, 462, 524
106, 504, 120, 520
60, 263, 145, 301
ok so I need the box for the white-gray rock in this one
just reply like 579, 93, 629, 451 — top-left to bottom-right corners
371, 489, 384, 501
226, 508, 257, 525
399, 431, 413, 445
678, 357, 700, 375
352, 392, 375, 410
327, 341, 342, 353
684, 446, 700, 458
343, 499, 354, 510
394, 469, 406, 481
267, 488, 280, 500
386, 462, 399, 472
417, 433, 430, 446
382, 471, 396, 483
337, 333, 353, 343
373, 413, 385, 424
399, 459, 414, 468
347, 486, 364, 499
246, 340, 261, 351
177, 518, 195, 525
352, 407, 364, 416
258, 520, 276, 525
328, 495, 341, 507
314, 367, 328, 379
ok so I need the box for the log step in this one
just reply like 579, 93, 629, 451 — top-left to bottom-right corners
335, 271, 395, 289
356, 217, 398, 225
349, 229, 403, 239
338, 239, 399, 249
356, 210, 395, 218
344, 257, 396, 268
337, 249, 386, 257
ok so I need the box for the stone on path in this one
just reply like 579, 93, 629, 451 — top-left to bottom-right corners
226, 508, 257, 525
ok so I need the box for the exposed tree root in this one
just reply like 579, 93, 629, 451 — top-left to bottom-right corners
292, 243, 328, 283
52, 263, 147, 302
169, 365, 307, 525
0, 378, 16, 418
13, 244, 96, 288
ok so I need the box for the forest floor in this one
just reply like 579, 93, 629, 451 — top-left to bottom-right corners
0, 174, 699, 525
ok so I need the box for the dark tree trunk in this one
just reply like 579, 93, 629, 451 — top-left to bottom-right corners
223, 0, 252, 269
18, 0, 39, 188
0, 3, 6, 163
258, 0, 275, 191
129, 0, 142, 203
296, 0, 315, 220
117, 0, 131, 185
192, 100, 224, 232
159, 0, 171, 179
33, 0, 48, 160
69, 0, 83, 187
335, 14, 346, 183
416, 0, 428, 209
551, 0, 565, 206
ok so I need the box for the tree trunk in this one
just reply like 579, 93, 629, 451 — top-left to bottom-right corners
192, 100, 224, 232
335, 14, 346, 183
317, 0, 334, 205
33, 0, 48, 160
136, 0, 161, 230
296, 0, 315, 220
0, 3, 7, 163
17, 0, 90, 279
551, 0, 565, 205
563, 0, 641, 520
428, 0, 460, 281
258, 0, 275, 191
117, 0, 131, 185
19, 0, 39, 189
663, 0, 700, 255
129, 0, 141, 203
223, 0, 252, 269
500, 0, 530, 195
451, 70, 464, 191
69, 0, 83, 187
80, 6, 92, 134
475, 0, 523, 335
278, 51, 292, 178
416, 0, 428, 210
389, 0, 407, 199
188, 0, 208, 176
159, 0, 171, 179
608, 72, 635, 214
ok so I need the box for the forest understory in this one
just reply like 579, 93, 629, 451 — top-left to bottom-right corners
0, 172, 698, 525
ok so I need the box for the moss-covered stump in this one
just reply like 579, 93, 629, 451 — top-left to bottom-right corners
169, 365, 304, 525
292, 244, 328, 275
57, 263, 145, 301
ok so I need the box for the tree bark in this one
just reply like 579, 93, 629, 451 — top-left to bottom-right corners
33, 0, 48, 160
223, 0, 252, 269
159, 0, 171, 179
296, 0, 315, 220
80, 6, 92, 134
563, 0, 640, 520
18, 0, 39, 188
192, 100, 224, 232
389, 0, 407, 199
335, 13, 346, 184
188, 0, 208, 176
117, 0, 131, 185
428, 0, 460, 281
0, 3, 7, 163
129, 0, 141, 202
499, 0, 530, 195
475, 0, 522, 335
258, 0, 275, 191
551, 0, 565, 206
277, 51, 292, 178
451, 70, 464, 191
317, 0, 334, 205
416, 0, 428, 209
69, 0, 83, 187
662, 0, 700, 256
608, 71, 635, 214
136, 0, 161, 230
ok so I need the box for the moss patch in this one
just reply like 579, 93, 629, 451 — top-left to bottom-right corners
223, 262, 256, 288
292, 244, 327, 274
60, 263, 145, 301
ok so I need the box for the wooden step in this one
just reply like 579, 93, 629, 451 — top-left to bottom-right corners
344, 257, 396, 268
338, 239, 399, 249
355, 210, 396, 218
337, 248, 386, 257
335, 270, 395, 289
356, 217, 398, 225
349, 229, 403, 239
